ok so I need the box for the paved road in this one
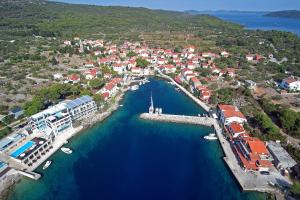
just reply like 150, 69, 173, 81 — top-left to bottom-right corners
26, 74, 49, 83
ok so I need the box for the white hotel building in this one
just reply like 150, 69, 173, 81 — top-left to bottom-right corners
29, 96, 97, 138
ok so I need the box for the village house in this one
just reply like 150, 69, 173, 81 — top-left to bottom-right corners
131, 67, 142, 75
217, 104, 247, 125
196, 86, 211, 101
226, 122, 246, 138
280, 76, 300, 91
245, 80, 257, 90
234, 136, 272, 171
67, 74, 80, 84
84, 68, 99, 80
84, 61, 94, 68
220, 51, 230, 58
160, 65, 176, 74
112, 63, 126, 75
225, 68, 236, 77
53, 73, 63, 80
190, 77, 201, 89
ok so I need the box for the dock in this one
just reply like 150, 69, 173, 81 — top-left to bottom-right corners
140, 113, 215, 127
140, 112, 291, 193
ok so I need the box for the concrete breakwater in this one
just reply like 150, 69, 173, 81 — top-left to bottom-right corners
140, 113, 215, 127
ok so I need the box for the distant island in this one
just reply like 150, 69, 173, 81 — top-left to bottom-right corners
265, 10, 300, 19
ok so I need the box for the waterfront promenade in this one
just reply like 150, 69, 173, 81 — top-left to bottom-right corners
140, 112, 291, 194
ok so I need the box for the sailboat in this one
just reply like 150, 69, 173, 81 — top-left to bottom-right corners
149, 92, 154, 114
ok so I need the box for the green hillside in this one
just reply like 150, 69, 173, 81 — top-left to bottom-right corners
0, 0, 241, 40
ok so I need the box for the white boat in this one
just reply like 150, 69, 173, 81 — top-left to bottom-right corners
61, 147, 73, 154
119, 104, 123, 107
204, 133, 218, 140
43, 160, 52, 170
130, 85, 139, 91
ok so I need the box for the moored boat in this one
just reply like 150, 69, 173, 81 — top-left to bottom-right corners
204, 133, 218, 140
43, 160, 52, 170
61, 147, 73, 154
130, 85, 139, 91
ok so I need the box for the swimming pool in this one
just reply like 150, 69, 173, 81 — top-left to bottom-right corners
10, 141, 35, 158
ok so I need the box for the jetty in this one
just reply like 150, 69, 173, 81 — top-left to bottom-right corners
140, 113, 215, 127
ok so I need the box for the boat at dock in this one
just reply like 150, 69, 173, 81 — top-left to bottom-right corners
204, 133, 218, 140
130, 85, 139, 91
61, 147, 73, 154
42, 160, 52, 170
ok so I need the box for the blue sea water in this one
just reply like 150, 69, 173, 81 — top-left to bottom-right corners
7, 79, 265, 200
207, 11, 300, 36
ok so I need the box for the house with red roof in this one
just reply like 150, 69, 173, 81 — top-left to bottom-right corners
84, 68, 99, 80
226, 122, 246, 138
190, 77, 201, 88
161, 65, 176, 74
196, 86, 211, 101
131, 67, 142, 74
68, 74, 80, 84
98, 78, 122, 98
217, 104, 247, 125
187, 62, 197, 70
187, 45, 196, 53
112, 63, 126, 75
157, 58, 166, 65
234, 136, 272, 171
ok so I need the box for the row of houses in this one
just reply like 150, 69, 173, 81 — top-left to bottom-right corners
217, 104, 272, 172
217, 104, 297, 173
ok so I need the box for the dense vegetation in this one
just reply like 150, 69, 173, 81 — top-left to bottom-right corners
23, 83, 94, 116
0, 0, 240, 41
259, 98, 300, 138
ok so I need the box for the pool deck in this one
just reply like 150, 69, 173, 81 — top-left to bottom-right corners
140, 112, 292, 194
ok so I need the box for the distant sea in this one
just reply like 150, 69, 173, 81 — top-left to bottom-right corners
203, 11, 300, 36
7, 79, 265, 200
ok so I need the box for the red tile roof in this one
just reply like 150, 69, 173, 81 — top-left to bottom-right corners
244, 137, 269, 155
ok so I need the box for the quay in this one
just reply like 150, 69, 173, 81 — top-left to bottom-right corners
140, 112, 291, 194
140, 113, 215, 127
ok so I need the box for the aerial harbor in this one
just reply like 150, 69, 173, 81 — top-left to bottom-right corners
0, 0, 300, 200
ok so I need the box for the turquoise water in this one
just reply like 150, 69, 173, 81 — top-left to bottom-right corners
7, 78, 265, 200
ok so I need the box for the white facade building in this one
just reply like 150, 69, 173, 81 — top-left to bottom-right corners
63, 96, 97, 121
280, 77, 300, 91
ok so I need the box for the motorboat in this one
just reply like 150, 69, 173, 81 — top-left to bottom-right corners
130, 85, 139, 91
204, 133, 218, 140
61, 147, 73, 154
43, 160, 52, 170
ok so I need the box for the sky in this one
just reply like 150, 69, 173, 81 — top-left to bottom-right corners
53, 0, 300, 11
